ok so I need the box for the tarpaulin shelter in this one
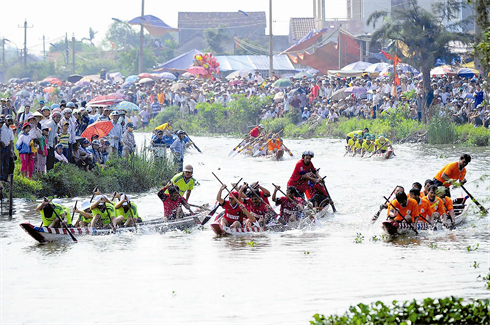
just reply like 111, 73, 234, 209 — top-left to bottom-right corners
215, 55, 294, 72
155, 49, 202, 72
129, 15, 178, 36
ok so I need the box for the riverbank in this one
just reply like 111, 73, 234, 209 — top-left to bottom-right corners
145, 103, 490, 146
5, 150, 175, 199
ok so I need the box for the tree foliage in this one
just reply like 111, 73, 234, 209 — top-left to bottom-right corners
203, 26, 230, 54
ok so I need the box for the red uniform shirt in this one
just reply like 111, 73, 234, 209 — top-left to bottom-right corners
275, 196, 303, 220
287, 159, 316, 193
221, 200, 245, 225
245, 199, 269, 220
249, 126, 260, 138
157, 187, 190, 218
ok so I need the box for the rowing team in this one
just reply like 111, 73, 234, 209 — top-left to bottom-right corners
230, 124, 293, 157
36, 191, 142, 230
380, 154, 472, 230
345, 128, 394, 157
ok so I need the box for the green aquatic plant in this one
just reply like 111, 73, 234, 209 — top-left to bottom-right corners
354, 233, 364, 244
311, 297, 490, 324
429, 242, 438, 249
467, 243, 480, 252
473, 261, 480, 269
246, 240, 256, 247
477, 268, 490, 289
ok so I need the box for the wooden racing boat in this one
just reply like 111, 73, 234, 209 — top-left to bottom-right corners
20, 215, 202, 244
381, 196, 469, 236
372, 149, 394, 160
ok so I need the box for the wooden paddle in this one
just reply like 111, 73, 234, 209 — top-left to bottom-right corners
90, 186, 99, 202
361, 142, 375, 158
282, 143, 294, 157
72, 201, 78, 225
383, 196, 418, 235
318, 176, 336, 213
460, 185, 488, 215
244, 183, 280, 220
228, 136, 248, 156
372, 186, 397, 223
128, 202, 138, 229
200, 177, 243, 225
47, 200, 77, 242
272, 183, 306, 223
234, 132, 270, 157
253, 129, 283, 157
180, 127, 202, 153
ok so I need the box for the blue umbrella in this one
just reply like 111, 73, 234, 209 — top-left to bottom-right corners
126, 75, 138, 83
364, 62, 390, 73
115, 101, 139, 111
158, 72, 176, 80
121, 81, 134, 89
457, 68, 476, 78
341, 61, 372, 71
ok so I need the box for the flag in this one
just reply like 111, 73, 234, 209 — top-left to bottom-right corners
236, 37, 240, 49
110, 41, 116, 50
393, 54, 401, 86
382, 51, 393, 61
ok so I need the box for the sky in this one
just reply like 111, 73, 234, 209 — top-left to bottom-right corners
0, 0, 347, 56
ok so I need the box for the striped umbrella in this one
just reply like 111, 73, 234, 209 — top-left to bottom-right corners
115, 101, 139, 111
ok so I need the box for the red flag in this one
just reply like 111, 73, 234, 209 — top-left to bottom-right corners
394, 71, 401, 86
393, 54, 402, 66
236, 37, 240, 49
382, 51, 393, 61
393, 54, 401, 86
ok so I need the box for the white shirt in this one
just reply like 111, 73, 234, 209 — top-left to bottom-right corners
1, 124, 14, 146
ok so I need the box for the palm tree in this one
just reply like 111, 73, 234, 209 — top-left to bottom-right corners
367, 0, 473, 119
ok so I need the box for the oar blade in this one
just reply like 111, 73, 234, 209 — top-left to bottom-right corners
201, 205, 219, 225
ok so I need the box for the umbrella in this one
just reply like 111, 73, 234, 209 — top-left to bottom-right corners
43, 87, 55, 93
341, 61, 372, 71
115, 101, 139, 111
274, 92, 285, 100
364, 62, 390, 73
126, 75, 138, 83
171, 82, 187, 90
138, 73, 153, 79
225, 70, 253, 80
139, 77, 155, 84
381, 63, 419, 75
229, 80, 243, 86
38, 81, 50, 86
430, 66, 452, 77
345, 86, 367, 94
21, 77, 32, 82
67, 75, 83, 83
294, 71, 313, 79
330, 88, 349, 101
181, 72, 193, 78
75, 80, 91, 86
88, 94, 125, 106
121, 81, 133, 89
272, 78, 291, 88
9, 78, 20, 84
158, 72, 176, 80
187, 66, 208, 76
16, 90, 30, 97
457, 68, 478, 78
71, 85, 82, 93
81, 121, 114, 140
43, 77, 62, 85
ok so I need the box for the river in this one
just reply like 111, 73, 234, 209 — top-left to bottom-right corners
1, 134, 489, 324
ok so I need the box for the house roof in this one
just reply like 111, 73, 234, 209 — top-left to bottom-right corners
178, 12, 266, 29
290, 18, 315, 42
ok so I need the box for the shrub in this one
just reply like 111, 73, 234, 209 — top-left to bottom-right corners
311, 297, 490, 325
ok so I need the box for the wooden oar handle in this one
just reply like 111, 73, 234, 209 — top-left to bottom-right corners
383, 196, 418, 234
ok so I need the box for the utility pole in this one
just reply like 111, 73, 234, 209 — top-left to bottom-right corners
72, 34, 75, 73
338, 26, 343, 69
18, 20, 33, 68
1, 39, 7, 70
43, 35, 46, 61
65, 33, 69, 68
139, 0, 145, 74
269, 0, 273, 78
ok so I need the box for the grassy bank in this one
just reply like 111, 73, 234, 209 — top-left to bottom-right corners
5, 150, 175, 199
311, 296, 490, 324
145, 102, 490, 146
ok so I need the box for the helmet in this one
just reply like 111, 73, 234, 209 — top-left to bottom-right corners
51, 199, 62, 205
80, 200, 91, 211
177, 130, 185, 136
66, 102, 75, 108
183, 164, 193, 172
258, 124, 264, 128
110, 111, 119, 116
302, 150, 314, 158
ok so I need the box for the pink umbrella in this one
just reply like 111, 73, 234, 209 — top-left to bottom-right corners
75, 80, 91, 86
187, 66, 208, 77
229, 80, 243, 86
138, 73, 153, 79
345, 86, 367, 94
43, 77, 62, 85
88, 94, 125, 106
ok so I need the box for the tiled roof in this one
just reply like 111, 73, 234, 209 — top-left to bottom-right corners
178, 12, 266, 29
290, 18, 315, 41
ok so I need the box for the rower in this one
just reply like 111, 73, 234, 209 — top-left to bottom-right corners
386, 192, 419, 225
157, 181, 193, 221
90, 195, 116, 229
361, 135, 375, 156
374, 134, 393, 153
243, 188, 271, 227
380, 186, 405, 211
306, 182, 329, 208
267, 137, 283, 155
249, 124, 264, 138
36, 198, 72, 228
408, 188, 432, 225
346, 128, 369, 144
436, 187, 455, 228
346, 133, 358, 153
74, 200, 93, 227
421, 179, 433, 198
151, 129, 166, 157
287, 150, 321, 199
246, 182, 271, 204
425, 185, 447, 223
216, 184, 248, 228
433, 154, 471, 198
113, 194, 142, 227
166, 165, 195, 201
170, 130, 186, 172
272, 185, 304, 223
353, 136, 364, 155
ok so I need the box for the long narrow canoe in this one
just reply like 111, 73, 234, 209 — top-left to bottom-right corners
20, 215, 202, 244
